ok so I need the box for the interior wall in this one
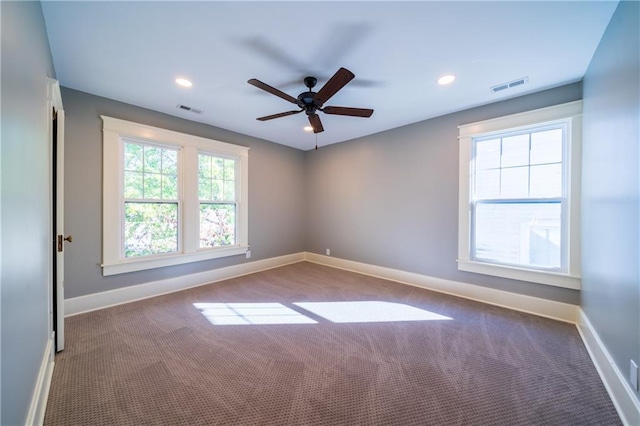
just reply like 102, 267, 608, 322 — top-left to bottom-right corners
581, 0, 640, 400
305, 83, 582, 304
0, 1, 57, 424
61, 88, 306, 298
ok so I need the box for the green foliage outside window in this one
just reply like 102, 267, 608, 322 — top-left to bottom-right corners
124, 202, 178, 257
123, 142, 179, 257
200, 204, 235, 247
199, 153, 237, 248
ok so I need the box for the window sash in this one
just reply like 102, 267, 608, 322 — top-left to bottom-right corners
470, 199, 566, 272
199, 202, 237, 248
123, 200, 180, 258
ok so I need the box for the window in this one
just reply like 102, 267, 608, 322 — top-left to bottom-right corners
457, 101, 581, 289
198, 153, 237, 248
102, 116, 249, 276
123, 142, 180, 257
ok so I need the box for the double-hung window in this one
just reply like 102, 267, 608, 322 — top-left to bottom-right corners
123, 141, 180, 257
102, 116, 249, 276
198, 153, 237, 248
457, 101, 582, 289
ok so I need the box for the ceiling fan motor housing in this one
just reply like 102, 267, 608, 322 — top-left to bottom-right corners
298, 91, 319, 114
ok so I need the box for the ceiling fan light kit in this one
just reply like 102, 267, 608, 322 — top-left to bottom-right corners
248, 67, 374, 134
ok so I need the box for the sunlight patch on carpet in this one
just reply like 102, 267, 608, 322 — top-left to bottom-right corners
294, 301, 452, 323
193, 302, 318, 325
193, 301, 452, 325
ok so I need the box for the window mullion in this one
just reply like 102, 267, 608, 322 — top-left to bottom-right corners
183, 145, 199, 254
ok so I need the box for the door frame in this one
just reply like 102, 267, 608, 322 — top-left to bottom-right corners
48, 78, 65, 352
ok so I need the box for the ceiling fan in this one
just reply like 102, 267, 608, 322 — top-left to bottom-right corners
248, 67, 374, 134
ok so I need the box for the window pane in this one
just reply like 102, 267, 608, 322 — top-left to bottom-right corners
144, 146, 162, 173
124, 143, 143, 171
500, 166, 528, 198
223, 180, 235, 200
212, 180, 223, 201
212, 158, 224, 179
476, 169, 500, 199
144, 173, 161, 199
200, 204, 235, 248
124, 142, 178, 201
124, 171, 143, 199
161, 175, 178, 199
124, 202, 178, 257
162, 149, 177, 175
200, 154, 237, 202
224, 159, 235, 180
475, 139, 500, 170
474, 202, 561, 269
531, 129, 562, 165
530, 164, 562, 198
199, 178, 212, 200
501, 134, 529, 167
199, 154, 212, 178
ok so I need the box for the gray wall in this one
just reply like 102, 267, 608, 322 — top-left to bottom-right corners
305, 83, 582, 304
581, 1, 640, 400
1, 2, 56, 424
62, 88, 306, 298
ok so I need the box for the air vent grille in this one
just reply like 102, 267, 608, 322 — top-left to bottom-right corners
491, 77, 529, 93
177, 104, 202, 114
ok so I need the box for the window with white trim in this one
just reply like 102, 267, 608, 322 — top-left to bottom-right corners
102, 116, 249, 276
198, 153, 237, 248
457, 101, 582, 289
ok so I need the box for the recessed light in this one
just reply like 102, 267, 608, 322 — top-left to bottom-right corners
304, 126, 313, 132
437, 74, 456, 85
175, 77, 193, 88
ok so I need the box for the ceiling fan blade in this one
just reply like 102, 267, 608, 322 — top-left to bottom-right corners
248, 79, 297, 104
308, 114, 324, 134
256, 110, 303, 121
323, 106, 374, 118
314, 67, 355, 105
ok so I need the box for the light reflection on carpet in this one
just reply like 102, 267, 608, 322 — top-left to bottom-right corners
193, 301, 452, 325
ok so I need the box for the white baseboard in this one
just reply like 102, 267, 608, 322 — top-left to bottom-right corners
25, 337, 54, 426
303, 252, 578, 323
577, 309, 640, 426
65, 253, 305, 316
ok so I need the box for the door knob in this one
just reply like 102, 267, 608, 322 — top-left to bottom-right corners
57, 235, 73, 252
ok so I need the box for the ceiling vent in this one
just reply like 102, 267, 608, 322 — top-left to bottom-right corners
177, 104, 202, 114
491, 77, 529, 93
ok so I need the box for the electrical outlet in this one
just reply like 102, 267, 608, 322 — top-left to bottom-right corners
326, 249, 331, 256
246, 250, 251, 259
631, 360, 638, 391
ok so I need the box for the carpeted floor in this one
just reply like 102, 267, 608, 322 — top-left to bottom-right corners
44, 261, 621, 425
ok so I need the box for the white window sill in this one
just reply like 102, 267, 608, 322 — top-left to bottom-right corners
102, 245, 249, 276
457, 259, 581, 290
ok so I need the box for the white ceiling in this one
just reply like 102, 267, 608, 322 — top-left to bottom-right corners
41, 1, 618, 151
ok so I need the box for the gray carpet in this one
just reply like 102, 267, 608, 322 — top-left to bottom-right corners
44, 261, 621, 425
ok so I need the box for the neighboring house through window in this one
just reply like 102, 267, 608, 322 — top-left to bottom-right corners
457, 101, 582, 289
102, 116, 249, 276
